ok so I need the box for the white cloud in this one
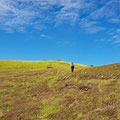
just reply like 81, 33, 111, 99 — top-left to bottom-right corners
40, 34, 47, 38
86, 26, 105, 33
114, 44, 120, 47
80, 19, 105, 33
112, 35, 120, 43
96, 39, 105, 42
0, 0, 119, 34
109, 18, 120, 23
105, 28, 116, 35
116, 29, 120, 33
107, 34, 120, 47
97, 27, 120, 47
89, 0, 120, 20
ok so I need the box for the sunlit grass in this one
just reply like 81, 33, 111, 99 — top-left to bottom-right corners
0, 61, 120, 119
0, 60, 88, 70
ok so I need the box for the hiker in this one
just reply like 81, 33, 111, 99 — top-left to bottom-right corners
71, 62, 74, 72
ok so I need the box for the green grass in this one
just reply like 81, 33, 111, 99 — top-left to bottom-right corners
0, 60, 87, 70
0, 60, 120, 120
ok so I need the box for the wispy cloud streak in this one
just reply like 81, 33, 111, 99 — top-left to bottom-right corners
0, 0, 119, 34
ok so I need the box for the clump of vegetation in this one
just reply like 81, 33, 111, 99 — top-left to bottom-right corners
0, 60, 120, 120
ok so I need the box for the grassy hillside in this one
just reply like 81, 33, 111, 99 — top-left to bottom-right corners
0, 60, 88, 70
0, 61, 120, 120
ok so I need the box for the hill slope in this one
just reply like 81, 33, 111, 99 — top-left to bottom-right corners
0, 60, 88, 70
0, 61, 120, 120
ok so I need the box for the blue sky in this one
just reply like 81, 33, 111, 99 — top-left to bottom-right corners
0, 0, 120, 66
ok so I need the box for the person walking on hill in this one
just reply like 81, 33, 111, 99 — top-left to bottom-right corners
71, 62, 74, 72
